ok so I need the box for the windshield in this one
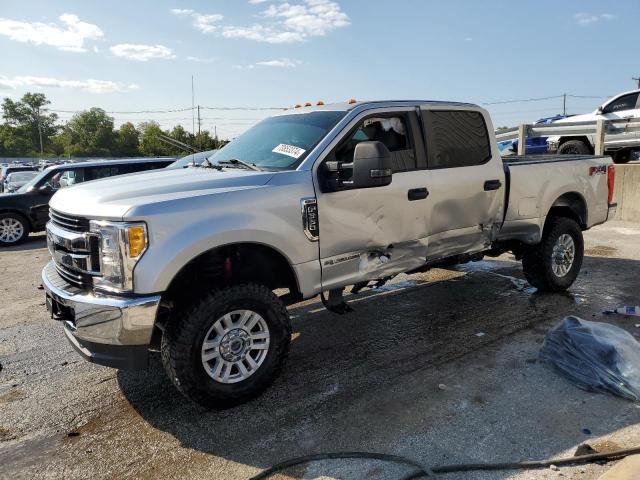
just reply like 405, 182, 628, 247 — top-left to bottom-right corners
210, 111, 346, 170
16, 169, 51, 193
167, 149, 218, 169
9, 171, 37, 182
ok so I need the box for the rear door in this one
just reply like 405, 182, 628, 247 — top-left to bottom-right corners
314, 107, 432, 290
419, 107, 505, 260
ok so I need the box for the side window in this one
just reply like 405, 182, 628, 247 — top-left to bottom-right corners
603, 93, 639, 114
58, 169, 86, 188
85, 166, 120, 181
334, 115, 417, 172
423, 110, 492, 169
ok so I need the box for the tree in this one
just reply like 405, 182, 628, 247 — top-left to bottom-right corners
61, 108, 117, 157
139, 122, 172, 156
1, 92, 58, 155
116, 122, 140, 157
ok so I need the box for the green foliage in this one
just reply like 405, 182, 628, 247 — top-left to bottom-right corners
116, 122, 140, 157
0, 92, 58, 156
60, 108, 117, 157
0, 91, 228, 159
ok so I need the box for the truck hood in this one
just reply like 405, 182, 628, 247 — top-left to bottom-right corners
49, 167, 276, 219
554, 112, 596, 123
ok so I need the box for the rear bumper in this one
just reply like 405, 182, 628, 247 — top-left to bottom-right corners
42, 261, 161, 369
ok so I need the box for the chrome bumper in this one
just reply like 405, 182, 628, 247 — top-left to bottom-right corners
42, 261, 161, 369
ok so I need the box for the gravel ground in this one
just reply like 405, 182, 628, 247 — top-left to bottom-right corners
1, 221, 640, 480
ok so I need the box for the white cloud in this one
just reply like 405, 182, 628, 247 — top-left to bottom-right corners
171, 8, 224, 33
574, 12, 616, 26
174, 0, 349, 43
261, 0, 349, 37
255, 58, 301, 68
110, 43, 175, 61
0, 75, 139, 94
186, 55, 216, 63
249, 0, 270, 4
0, 13, 103, 52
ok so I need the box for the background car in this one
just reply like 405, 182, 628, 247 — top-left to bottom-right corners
498, 114, 569, 155
3, 171, 39, 193
547, 89, 640, 163
0, 164, 39, 193
0, 158, 174, 246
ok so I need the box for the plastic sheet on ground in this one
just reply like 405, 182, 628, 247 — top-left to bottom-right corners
540, 316, 640, 401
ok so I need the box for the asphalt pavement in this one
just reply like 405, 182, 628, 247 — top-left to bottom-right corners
2, 221, 640, 480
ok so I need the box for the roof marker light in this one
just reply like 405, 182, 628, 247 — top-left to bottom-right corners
317, 101, 325, 106
304, 102, 312, 107
347, 98, 357, 104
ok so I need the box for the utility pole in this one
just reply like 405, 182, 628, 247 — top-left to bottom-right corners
191, 75, 195, 136
36, 106, 44, 157
562, 93, 567, 116
634, 76, 640, 89
197, 105, 201, 135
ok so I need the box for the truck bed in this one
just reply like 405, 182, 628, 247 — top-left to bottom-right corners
502, 154, 608, 166
498, 153, 612, 245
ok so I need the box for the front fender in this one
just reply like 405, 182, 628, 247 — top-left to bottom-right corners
129, 175, 317, 294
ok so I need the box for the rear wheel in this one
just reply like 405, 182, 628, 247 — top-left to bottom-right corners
522, 217, 584, 292
613, 149, 631, 164
0, 213, 29, 246
161, 283, 291, 408
557, 140, 591, 155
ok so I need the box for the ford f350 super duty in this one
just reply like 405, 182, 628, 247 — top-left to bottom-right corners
42, 100, 617, 407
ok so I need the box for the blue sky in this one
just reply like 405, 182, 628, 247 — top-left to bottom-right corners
0, 0, 638, 138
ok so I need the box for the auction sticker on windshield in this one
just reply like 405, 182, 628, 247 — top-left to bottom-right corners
272, 144, 306, 159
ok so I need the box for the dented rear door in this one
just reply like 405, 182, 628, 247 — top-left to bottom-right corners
420, 107, 505, 260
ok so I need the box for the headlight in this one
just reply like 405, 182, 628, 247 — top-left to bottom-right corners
90, 220, 148, 293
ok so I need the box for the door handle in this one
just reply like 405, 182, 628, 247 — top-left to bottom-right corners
408, 187, 429, 201
484, 180, 502, 191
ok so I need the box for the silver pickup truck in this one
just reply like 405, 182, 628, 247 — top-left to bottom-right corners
42, 100, 617, 407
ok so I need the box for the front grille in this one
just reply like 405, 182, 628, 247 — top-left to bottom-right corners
44, 262, 83, 295
47, 210, 99, 290
50, 209, 91, 233
55, 263, 94, 289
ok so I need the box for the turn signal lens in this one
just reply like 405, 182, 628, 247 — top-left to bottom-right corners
127, 225, 147, 257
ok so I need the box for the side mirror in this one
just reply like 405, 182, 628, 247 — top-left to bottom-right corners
38, 184, 54, 194
324, 141, 393, 191
596, 106, 604, 115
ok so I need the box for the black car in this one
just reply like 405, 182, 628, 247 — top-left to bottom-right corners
0, 158, 173, 246
0, 165, 39, 193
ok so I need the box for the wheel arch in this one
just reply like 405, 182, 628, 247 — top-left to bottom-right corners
546, 191, 588, 230
558, 136, 593, 151
160, 241, 302, 312
0, 208, 34, 230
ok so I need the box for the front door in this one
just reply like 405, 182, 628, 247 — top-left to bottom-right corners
314, 108, 432, 290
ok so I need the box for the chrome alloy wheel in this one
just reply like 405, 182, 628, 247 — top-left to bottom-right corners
551, 233, 575, 278
201, 310, 270, 384
0, 217, 24, 244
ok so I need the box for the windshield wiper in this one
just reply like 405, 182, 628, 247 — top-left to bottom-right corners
217, 158, 262, 171
197, 158, 222, 170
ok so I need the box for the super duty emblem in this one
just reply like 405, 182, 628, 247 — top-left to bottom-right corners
301, 198, 319, 241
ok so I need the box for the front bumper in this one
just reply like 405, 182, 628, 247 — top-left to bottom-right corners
42, 261, 161, 369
